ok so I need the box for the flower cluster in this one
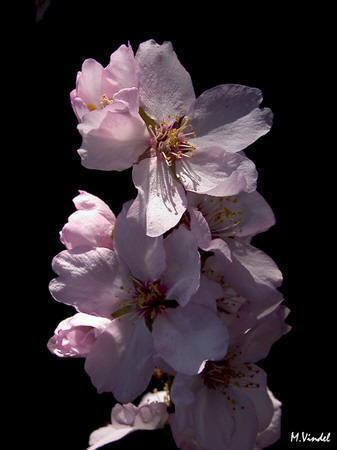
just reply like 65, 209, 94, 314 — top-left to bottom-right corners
48, 40, 289, 449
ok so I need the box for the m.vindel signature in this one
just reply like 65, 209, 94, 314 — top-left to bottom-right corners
290, 432, 331, 443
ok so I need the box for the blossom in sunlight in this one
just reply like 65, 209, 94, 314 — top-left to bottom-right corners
169, 304, 290, 450
48, 35, 288, 450
49, 201, 229, 402
74, 39, 272, 237
127, 40, 272, 237
70, 44, 139, 121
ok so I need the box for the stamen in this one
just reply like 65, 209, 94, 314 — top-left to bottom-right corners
86, 103, 96, 111
99, 93, 113, 108
143, 114, 196, 166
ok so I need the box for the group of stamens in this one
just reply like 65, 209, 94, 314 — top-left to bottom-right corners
201, 196, 244, 237
148, 116, 196, 167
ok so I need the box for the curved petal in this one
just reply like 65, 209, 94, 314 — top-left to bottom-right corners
70, 93, 88, 122
60, 210, 114, 250
113, 87, 140, 116
129, 157, 187, 237
161, 226, 200, 306
240, 305, 291, 363
47, 313, 110, 358
88, 424, 134, 450
76, 58, 105, 108
85, 318, 154, 402
188, 206, 212, 249
188, 84, 273, 153
114, 201, 166, 281
176, 145, 257, 196
88, 392, 168, 450
77, 104, 149, 171
204, 238, 232, 261
205, 154, 257, 195
226, 387, 259, 450
255, 390, 282, 449
193, 385, 234, 450
49, 247, 131, 317
153, 304, 229, 375
187, 190, 273, 241
231, 366, 273, 432
204, 241, 283, 314
73, 190, 116, 223
189, 275, 225, 313
105, 43, 139, 92
227, 191, 275, 238
136, 39, 195, 121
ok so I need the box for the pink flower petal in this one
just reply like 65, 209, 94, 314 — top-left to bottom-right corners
255, 390, 282, 449
136, 39, 195, 122
47, 313, 110, 358
188, 84, 273, 153
49, 247, 131, 317
161, 226, 200, 306
239, 305, 291, 363
76, 59, 105, 110
60, 210, 114, 250
88, 391, 168, 450
77, 102, 149, 171
85, 318, 154, 402
189, 275, 224, 313
176, 145, 257, 196
230, 366, 273, 432
114, 201, 166, 281
105, 44, 139, 92
204, 241, 283, 315
129, 157, 187, 237
205, 154, 257, 196
188, 206, 212, 249
152, 303, 229, 375
73, 190, 116, 223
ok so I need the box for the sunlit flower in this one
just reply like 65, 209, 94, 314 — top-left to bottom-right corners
49, 202, 229, 402
170, 305, 289, 450
70, 44, 139, 121
74, 40, 272, 236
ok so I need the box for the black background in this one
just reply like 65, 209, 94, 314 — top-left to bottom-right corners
24, 1, 334, 449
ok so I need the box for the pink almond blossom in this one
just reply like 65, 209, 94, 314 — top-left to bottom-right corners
70, 43, 139, 121
184, 190, 275, 259
49, 201, 229, 402
128, 39, 272, 236
75, 40, 272, 237
170, 304, 290, 450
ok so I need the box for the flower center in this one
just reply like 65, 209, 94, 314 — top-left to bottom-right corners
148, 116, 196, 166
86, 93, 113, 111
198, 196, 244, 237
201, 353, 260, 410
133, 279, 168, 319
112, 278, 178, 328
202, 267, 247, 315
202, 359, 244, 392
